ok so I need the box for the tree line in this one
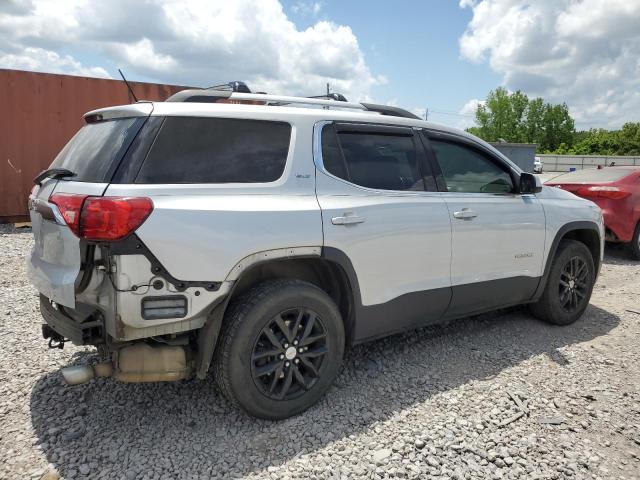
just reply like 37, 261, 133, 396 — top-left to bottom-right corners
466, 87, 640, 156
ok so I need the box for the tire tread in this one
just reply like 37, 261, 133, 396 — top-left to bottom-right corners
213, 279, 335, 412
531, 239, 594, 325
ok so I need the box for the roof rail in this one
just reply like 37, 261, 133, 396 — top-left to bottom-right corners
361, 103, 421, 119
165, 90, 421, 119
166, 91, 367, 109
205, 80, 251, 93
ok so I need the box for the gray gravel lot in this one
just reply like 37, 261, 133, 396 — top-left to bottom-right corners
1, 223, 639, 480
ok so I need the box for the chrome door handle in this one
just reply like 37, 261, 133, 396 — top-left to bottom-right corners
331, 214, 366, 225
453, 208, 478, 220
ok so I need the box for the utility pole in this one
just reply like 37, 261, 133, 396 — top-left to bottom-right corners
425, 108, 429, 121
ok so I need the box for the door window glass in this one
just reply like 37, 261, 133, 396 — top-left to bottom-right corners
430, 140, 514, 194
321, 127, 428, 191
320, 124, 348, 180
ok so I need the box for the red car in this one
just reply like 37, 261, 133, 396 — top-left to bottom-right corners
546, 166, 640, 259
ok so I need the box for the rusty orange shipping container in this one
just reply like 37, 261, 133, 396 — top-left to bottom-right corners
0, 69, 190, 221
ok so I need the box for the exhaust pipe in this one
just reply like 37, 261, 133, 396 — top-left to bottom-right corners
61, 365, 94, 385
60, 362, 113, 385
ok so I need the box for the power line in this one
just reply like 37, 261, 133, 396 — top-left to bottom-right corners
428, 109, 475, 118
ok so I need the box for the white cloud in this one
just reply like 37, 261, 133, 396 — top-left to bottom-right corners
411, 107, 426, 120
455, 98, 482, 130
118, 38, 178, 73
458, 0, 478, 8
0, 46, 110, 78
459, 0, 640, 129
291, 1, 322, 16
0, 0, 381, 100
459, 98, 481, 117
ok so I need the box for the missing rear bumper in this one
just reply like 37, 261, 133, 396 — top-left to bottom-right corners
39, 294, 104, 346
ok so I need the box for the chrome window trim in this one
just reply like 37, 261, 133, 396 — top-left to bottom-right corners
312, 120, 441, 196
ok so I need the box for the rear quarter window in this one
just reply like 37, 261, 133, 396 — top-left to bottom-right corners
51, 118, 143, 183
135, 117, 292, 184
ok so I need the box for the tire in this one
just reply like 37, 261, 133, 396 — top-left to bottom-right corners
213, 279, 345, 420
630, 222, 640, 260
530, 240, 595, 325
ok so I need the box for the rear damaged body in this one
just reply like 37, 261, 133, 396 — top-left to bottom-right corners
28, 103, 322, 383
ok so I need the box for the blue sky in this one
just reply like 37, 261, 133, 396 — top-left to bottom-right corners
1, 0, 639, 129
284, 0, 501, 126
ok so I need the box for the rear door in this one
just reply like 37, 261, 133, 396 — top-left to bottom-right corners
28, 105, 152, 307
422, 130, 546, 317
315, 122, 452, 341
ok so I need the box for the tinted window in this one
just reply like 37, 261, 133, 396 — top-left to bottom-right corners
51, 118, 143, 182
322, 128, 424, 191
430, 140, 514, 194
321, 124, 348, 180
136, 117, 291, 184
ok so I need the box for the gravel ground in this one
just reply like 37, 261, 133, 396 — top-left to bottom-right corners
1, 223, 639, 480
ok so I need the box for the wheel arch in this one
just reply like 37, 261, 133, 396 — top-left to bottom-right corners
195, 252, 357, 379
532, 221, 602, 301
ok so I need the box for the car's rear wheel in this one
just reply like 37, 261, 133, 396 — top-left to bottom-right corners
530, 240, 595, 325
630, 221, 640, 260
214, 279, 344, 420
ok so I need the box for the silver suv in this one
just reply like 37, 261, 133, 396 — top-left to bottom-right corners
28, 88, 604, 419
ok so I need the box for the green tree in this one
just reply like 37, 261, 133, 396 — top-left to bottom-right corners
468, 88, 575, 151
541, 103, 574, 151
618, 122, 640, 155
569, 129, 620, 155
473, 87, 529, 142
524, 97, 545, 145
562, 123, 640, 156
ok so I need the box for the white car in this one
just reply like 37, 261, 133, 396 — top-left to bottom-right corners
28, 88, 603, 419
534, 156, 543, 173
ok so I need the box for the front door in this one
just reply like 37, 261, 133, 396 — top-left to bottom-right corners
423, 131, 546, 317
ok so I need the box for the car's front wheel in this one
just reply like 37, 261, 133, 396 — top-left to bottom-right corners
214, 279, 345, 420
530, 240, 595, 325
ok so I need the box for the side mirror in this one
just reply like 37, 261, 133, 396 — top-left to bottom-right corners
520, 172, 542, 194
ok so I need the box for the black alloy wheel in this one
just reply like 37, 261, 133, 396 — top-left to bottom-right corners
251, 307, 328, 400
558, 256, 590, 313
530, 239, 595, 325
214, 279, 344, 420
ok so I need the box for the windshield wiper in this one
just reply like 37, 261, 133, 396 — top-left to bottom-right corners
34, 168, 77, 185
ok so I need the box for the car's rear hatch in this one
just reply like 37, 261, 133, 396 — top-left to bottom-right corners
28, 103, 153, 308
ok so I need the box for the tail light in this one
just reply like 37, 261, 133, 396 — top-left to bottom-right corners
49, 193, 153, 241
49, 193, 85, 235
575, 186, 631, 200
